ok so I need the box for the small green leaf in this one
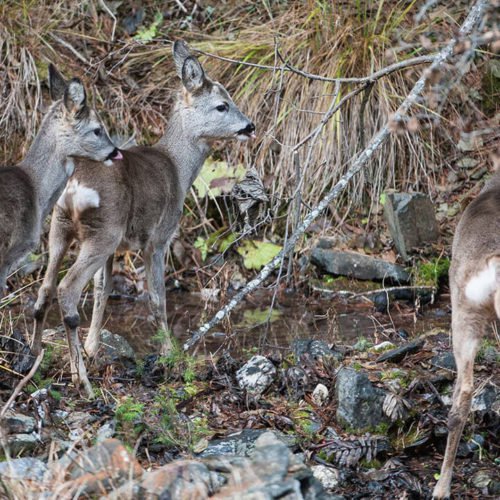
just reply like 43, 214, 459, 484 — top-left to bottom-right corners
194, 236, 208, 261
236, 240, 282, 270
134, 12, 163, 43
434, 473, 440, 480
379, 192, 387, 206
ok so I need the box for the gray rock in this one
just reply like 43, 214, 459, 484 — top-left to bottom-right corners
3, 413, 36, 434
100, 330, 136, 360
312, 384, 329, 406
7, 433, 39, 455
140, 461, 218, 498
292, 339, 343, 362
251, 432, 290, 483
311, 248, 410, 282
376, 338, 424, 363
312, 465, 340, 490
383, 192, 439, 261
0, 457, 48, 481
335, 367, 387, 431
431, 351, 456, 371
198, 429, 296, 458
236, 355, 276, 395
471, 384, 499, 415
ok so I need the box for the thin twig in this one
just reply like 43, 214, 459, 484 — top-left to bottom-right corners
184, 0, 488, 351
195, 49, 435, 84
98, 0, 117, 42
0, 349, 45, 417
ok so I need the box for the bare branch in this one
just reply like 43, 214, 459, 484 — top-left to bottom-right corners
0, 349, 44, 417
184, 0, 488, 352
195, 48, 436, 84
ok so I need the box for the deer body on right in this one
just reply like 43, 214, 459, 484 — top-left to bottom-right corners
32, 41, 255, 397
433, 166, 500, 499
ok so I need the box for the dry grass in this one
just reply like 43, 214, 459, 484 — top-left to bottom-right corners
0, 0, 496, 235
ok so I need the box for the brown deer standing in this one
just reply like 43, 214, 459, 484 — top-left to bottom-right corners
433, 160, 500, 499
32, 41, 255, 397
0, 65, 121, 298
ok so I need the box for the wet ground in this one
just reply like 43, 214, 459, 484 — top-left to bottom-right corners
2, 284, 451, 357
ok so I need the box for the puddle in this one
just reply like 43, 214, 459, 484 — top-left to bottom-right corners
1, 289, 451, 356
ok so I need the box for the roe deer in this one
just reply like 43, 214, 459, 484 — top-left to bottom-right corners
0, 65, 121, 298
433, 163, 500, 499
32, 41, 255, 397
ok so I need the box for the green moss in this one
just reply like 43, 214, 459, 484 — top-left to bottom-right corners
476, 338, 500, 363
360, 458, 382, 469
380, 368, 411, 388
351, 361, 363, 371
414, 257, 450, 287
353, 337, 373, 352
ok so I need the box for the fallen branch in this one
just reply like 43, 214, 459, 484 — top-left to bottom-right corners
184, 0, 488, 351
0, 349, 45, 418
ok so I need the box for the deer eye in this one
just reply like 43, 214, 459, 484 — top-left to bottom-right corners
93, 127, 102, 137
216, 103, 229, 112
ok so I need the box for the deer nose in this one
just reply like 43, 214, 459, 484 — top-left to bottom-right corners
245, 122, 256, 134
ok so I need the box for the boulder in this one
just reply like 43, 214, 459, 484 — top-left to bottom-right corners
236, 355, 276, 395
0, 457, 48, 482
335, 367, 387, 431
383, 192, 439, 261
6, 433, 39, 455
100, 330, 136, 360
312, 465, 341, 490
57, 438, 143, 496
3, 413, 36, 434
198, 429, 296, 458
311, 247, 409, 283
292, 339, 343, 363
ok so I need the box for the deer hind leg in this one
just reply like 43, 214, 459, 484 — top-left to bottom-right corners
57, 243, 112, 398
84, 255, 114, 358
32, 211, 74, 355
433, 307, 486, 499
144, 246, 173, 356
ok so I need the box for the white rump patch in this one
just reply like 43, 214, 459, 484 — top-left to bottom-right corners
57, 179, 100, 214
465, 261, 498, 305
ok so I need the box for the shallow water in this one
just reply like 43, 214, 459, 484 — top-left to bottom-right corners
2, 287, 451, 356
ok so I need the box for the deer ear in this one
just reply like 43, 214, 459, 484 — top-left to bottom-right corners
64, 78, 87, 115
181, 56, 205, 92
48, 64, 67, 101
173, 40, 193, 78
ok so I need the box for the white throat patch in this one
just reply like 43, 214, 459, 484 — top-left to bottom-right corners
64, 158, 75, 176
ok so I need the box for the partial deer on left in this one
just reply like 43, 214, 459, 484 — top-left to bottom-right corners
0, 65, 122, 298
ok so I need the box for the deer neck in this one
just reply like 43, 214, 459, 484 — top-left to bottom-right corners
19, 112, 71, 220
157, 104, 211, 200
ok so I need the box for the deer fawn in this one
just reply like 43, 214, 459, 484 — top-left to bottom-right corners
433, 164, 500, 499
0, 65, 121, 298
32, 41, 255, 397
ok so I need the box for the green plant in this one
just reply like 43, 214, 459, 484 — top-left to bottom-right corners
415, 257, 450, 287
115, 397, 145, 443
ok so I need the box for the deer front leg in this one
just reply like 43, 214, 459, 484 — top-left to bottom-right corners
84, 255, 114, 357
32, 214, 74, 355
144, 247, 173, 356
433, 309, 483, 499
57, 245, 110, 399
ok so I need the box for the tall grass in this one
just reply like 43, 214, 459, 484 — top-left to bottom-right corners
0, 0, 493, 234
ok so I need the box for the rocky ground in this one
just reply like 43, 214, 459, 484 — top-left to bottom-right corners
1, 319, 499, 499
